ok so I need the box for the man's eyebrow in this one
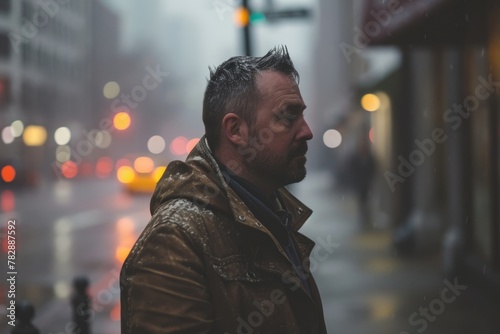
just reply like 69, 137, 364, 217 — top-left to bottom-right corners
284, 103, 306, 112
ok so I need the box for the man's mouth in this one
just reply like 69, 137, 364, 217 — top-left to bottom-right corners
292, 144, 308, 157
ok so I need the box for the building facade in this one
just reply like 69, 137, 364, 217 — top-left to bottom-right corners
356, 0, 500, 291
0, 0, 92, 182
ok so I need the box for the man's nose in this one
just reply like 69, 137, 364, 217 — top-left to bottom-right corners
297, 117, 313, 141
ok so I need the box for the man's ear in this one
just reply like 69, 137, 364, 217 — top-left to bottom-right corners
221, 113, 249, 146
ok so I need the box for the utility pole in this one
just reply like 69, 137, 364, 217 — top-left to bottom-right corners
235, 0, 311, 56
242, 0, 252, 56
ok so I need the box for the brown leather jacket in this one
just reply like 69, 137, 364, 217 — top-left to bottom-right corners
120, 137, 327, 333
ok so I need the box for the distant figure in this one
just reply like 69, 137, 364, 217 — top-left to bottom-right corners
71, 276, 91, 334
121, 46, 326, 333
348, 134, 375, 226
12, 301, 39, 334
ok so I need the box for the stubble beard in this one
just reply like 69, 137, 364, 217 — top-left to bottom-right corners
245, 143, 308, 188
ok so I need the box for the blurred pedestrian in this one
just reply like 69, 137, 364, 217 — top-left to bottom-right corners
120, 46, 326, 333
348, 132, 375, 227
71, 276, 91, 334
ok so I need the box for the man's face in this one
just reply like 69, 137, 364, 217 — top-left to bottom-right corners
243, 70, 313, 188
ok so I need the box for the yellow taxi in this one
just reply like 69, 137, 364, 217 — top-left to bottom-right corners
116, 156, 167, 194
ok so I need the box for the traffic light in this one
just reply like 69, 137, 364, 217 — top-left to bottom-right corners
262, 9, 311, 21
234, 7, 250, 27
235, 8, 310, 27
234, 1, 312, 56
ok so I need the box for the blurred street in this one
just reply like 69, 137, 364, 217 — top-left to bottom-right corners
0, 178, 150, 333
1, 170, 500, 333
0, 0, 499, 333
297, 171, 500, 334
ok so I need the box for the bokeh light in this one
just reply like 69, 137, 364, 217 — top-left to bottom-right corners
361, 93, 381, 112
96, 156, 114, 179
186, 138, 200, 153
115, 217, 136, 264
170, 136, 188, 156
23, 125, 47, 146
113, 112, 131, 130
2, 126, 14, 144
147, 135, 166, 154
134, 156, 154, 174
55, 145, 71, 163
1, 190, 15, 212
54, 127, 71, 145
103, 81, 120, 99
1, 165, 16, 182
54, 281, 71, 299
10, 120, 24, 137
234, 7, 249, 27
61, 161, 78, 179
117, 166, 135, 184
110, 304, 121, 322
153, 166, 167, 182
95, 130, 112, 148
323, 129, 342, 148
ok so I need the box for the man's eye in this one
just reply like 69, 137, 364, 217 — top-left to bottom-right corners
279, 112, 297, 124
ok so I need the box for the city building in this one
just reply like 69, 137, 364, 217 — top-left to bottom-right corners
0, 0, 93, 183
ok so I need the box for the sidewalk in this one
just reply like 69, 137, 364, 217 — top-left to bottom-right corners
295, 170, 500, 334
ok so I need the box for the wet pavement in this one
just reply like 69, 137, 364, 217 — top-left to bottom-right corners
297, 170, 500, 334
1, 171, 500, 333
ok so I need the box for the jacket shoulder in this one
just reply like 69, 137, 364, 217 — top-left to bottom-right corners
152, 198, 215, 231
120, 198, 218, 333
124, 199, 215, 269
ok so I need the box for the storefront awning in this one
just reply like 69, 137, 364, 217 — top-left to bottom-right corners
361, 0, 488, 46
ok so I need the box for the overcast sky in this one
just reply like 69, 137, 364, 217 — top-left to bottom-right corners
100, 0, 318, 139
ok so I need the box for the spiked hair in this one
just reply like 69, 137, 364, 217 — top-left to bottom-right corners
202, 45, 299, 150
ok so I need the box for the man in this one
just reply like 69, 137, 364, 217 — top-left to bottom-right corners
121, 46, 327, 333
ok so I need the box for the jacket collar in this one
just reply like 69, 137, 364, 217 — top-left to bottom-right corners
194, 137, 313, 233
151, 136, 312, 234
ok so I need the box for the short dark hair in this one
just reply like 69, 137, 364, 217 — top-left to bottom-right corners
202, 45, 299, 151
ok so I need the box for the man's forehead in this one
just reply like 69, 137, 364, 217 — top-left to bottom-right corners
255, 71, 301, 100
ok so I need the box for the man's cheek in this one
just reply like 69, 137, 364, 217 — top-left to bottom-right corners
268, 118, 286, 133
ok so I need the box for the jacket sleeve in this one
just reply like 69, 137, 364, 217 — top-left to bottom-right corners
120, 216, 214, 333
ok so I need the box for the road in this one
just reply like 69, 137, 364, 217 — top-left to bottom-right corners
1, 178, 149, 333
1, 171, 500, 333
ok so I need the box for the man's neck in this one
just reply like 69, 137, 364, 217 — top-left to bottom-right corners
219, 163, 277, 207
214, 150, 278, 198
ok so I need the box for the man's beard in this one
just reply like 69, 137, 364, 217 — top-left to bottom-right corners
245, 141, 308, 188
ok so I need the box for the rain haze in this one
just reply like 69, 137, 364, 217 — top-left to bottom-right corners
0, 0, 500, 333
